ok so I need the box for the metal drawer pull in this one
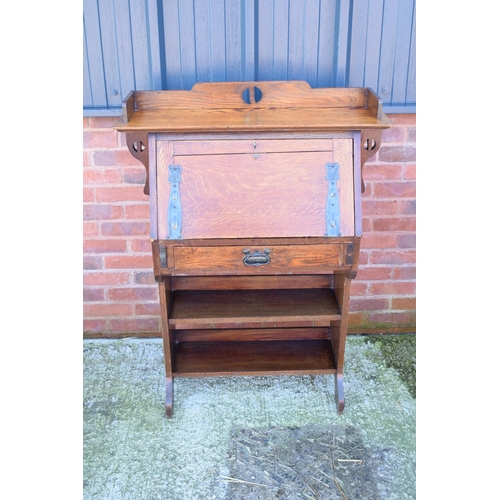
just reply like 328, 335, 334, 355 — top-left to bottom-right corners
242, 248, 271, 266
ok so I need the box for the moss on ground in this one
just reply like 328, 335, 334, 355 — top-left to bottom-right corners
363, 333, 416, 398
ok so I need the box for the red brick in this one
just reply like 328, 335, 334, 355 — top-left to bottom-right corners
83, 271, 130, 286
357, 250, 369, 266
104, 255, 153, 269
381, 126, 405, 143
135, 303, 161, 315
83, 256, 102, 270
372, 217, 416, 232
83, 204, 123, 220
83, 222, 99, 237
83, 117, 91, 128
117, 131, 128, 147
84, 303, 134, 317
407, 127, 416, 142
84, 239, 128, 253
124, 204, 150, 219
362, 200, 399, 216
386, 114, 416, 125
350, 281, 369, 296
83, 151, 91, 167
364, 311, 416, 326
82, 116, 418, 337
134, 271, 156, 285
363, 164, 403, 182
361, 182, 372, 196
83, 288, 105, 301
83, 130, 118, 148
362, 218, 372, 232
123, 167, 147, 185
369, 281, 416, 296
95, 186, 148, 202
378, 145, 416, 162
346, 312, 369, 328
88, 116, 119, 128
101, 221, 149, 236
130, 239, 151, 253
356, 266, 393, 281
404, 164, 416, 180
397, 234, 416, 248
392, 297, 416, 310
360, 234, 397, 250
349, 297, 390, 312
370, 250, 416, 265
398, 200, 416, 215
83, 168, 122, 185
373, 181, 416, 198
93, 149, 141, 167
108, 318, 160, 333
83, 188, 94, 202
394, 266, 416, 280
83, 319, 107, 334
108, 287, 158, 301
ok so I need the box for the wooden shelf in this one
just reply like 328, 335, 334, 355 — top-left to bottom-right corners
169, 288, 341, 329
174, 340, 336, 377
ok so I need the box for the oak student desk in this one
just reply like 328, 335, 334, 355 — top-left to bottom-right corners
114, 81, 391, 417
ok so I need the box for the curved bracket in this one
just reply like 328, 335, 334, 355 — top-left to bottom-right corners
360, 130, 382, 193
125, 133, 150, 195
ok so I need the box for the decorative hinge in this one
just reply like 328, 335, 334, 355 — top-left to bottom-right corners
325, 162, 341, 237
167, 165, 182, 239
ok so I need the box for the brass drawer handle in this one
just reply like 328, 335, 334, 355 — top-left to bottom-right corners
242, 248, 271, 266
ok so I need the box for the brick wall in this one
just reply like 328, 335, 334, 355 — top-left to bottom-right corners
83, 114, 416, 337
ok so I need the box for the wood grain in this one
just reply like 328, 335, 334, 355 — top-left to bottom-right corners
172, 275, 333, 291
133, 81, 368, 111
333, 138, 355, 236
171, 244, 341, 274
169, 288, 341, 329
175, 327, 330, 343
159, 149, 347, 239
173, 340, 336, 377
116, 107, 391, 133
173, 138, 332, 156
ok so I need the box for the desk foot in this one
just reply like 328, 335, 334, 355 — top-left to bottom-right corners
165, 377, 173, 418
335, 372, 345, 414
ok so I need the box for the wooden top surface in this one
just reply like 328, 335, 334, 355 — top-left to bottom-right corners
114, 81, 391, 133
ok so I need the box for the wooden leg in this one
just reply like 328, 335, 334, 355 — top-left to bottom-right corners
335, 372, 345, 413
165, 377, 173, 418
331, 273, 351, 414
158, 276, 175, 418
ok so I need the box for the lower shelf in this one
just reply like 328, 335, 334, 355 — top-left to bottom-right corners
173, 340, 336, 377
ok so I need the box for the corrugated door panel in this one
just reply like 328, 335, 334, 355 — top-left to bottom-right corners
257, 0, 351, 87
83, 0, 161, 113
161, 0, 253, 89
83, 0, 107, 108
83, 0, 416, 115
349, 0, 416, 110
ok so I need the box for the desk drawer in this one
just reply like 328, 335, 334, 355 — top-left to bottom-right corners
170, 244, 342, 275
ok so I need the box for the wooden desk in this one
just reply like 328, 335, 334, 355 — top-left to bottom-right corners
115, 81, 391, 417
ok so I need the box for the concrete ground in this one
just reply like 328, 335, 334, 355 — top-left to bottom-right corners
83, 335, 416, 499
